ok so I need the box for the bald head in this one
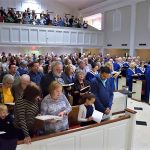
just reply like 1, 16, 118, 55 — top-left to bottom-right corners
20, 74, 31, 90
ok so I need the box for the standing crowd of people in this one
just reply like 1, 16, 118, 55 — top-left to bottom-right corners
0, 51, 150, 150
0, 7, 88, 28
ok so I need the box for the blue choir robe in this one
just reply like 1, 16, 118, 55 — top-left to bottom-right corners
123, 62, 129, 68
145, 65, 150, 101
86, 71, 98, 82
136, 67, 146, 80
110, 71, 119, 91
121, 62, 129, 77
113, 62, 121, 71
126, 68, 137, 91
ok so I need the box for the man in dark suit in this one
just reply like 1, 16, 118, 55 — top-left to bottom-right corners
40, 61, 64, 97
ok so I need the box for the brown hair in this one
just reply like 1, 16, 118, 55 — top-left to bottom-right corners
23, 83, 41, 101
48, 81, 62, 95
80, 93, 95, 104
64, 65, 73, 76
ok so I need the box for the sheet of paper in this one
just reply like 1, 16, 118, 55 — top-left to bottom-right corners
35, 115, 63, 121
92, 110, 103, 123
0, 131, 6, 134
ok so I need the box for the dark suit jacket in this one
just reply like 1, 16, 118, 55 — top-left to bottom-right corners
40, 71, 55, 97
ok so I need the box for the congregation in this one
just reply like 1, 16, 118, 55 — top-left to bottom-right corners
0, 51, 150, 149
0, 7, 88, 28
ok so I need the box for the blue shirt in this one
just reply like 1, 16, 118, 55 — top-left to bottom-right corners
28, 71, 44, 85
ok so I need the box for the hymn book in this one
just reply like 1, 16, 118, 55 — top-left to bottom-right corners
35, 115, 63, 121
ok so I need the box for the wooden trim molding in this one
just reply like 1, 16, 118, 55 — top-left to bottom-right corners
125, 108, 137, 114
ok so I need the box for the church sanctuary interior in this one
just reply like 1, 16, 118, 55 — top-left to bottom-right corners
0, 0, 150, 150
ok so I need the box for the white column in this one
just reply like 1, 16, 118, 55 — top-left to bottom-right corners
129, 3, 136, 57
80, 47, 83, 54
101, 47, 105, 57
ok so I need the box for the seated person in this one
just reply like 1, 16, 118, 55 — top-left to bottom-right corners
78, 93, 96, 126
0, 74, 14, 104
13, 83, 41, 144
41, 81, 72, 133
0, 104, 17, 150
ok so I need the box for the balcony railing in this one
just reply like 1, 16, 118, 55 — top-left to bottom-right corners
0, 23, 104, 47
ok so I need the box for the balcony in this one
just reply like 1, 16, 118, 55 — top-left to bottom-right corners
0, 23, 104, 48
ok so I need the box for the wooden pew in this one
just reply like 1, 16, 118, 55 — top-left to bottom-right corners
17, 109, 137, 150
68, 105, 80, 128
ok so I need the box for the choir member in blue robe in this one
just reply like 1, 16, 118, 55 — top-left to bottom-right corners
105, 61, 119, 91
86, 62, 99, 82
145, 62, 150, 101
113, 62, 121, 71
136, 61, 146, 80
126, 62, 137, 91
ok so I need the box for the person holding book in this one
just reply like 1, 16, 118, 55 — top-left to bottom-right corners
90, 66, 113, 117
40, 61, 64, 97
126, 62, 138, 92
105, 61, 120, 91
41, 81, 72, 133
78, 93, 96, 126
13, 83, 41, 144
72, 70, 90, 105
62, 65, 75, 105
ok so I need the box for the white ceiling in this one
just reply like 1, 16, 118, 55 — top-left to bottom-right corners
56, 0, 107, 10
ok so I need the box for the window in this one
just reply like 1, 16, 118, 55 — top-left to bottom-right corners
83, 13, 103, 30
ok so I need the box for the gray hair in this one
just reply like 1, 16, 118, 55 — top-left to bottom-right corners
2, 74, 14, 84
20, 74, 30, 82
51, 61, 63, 72
75, 70, 85, 79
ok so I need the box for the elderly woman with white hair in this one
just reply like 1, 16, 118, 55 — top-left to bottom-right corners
0, 74, 14, 103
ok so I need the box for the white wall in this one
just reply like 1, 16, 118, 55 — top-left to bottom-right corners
0, 0, 76, 19
135, 0, 150, 49
104, 6, 131, 49
0, 46, 79, 56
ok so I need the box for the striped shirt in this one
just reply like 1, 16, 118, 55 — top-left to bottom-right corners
41, 93, 72, 133
13, 96, 39, 137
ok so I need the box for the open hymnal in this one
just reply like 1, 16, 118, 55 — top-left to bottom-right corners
62, 83, 74, 87
0, 131, 6, 134
112, 71, 121, 76
92, 110, 103, 123
80, 85, 90, 93
5, 103, 15, 106
35, 115, 63, 121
